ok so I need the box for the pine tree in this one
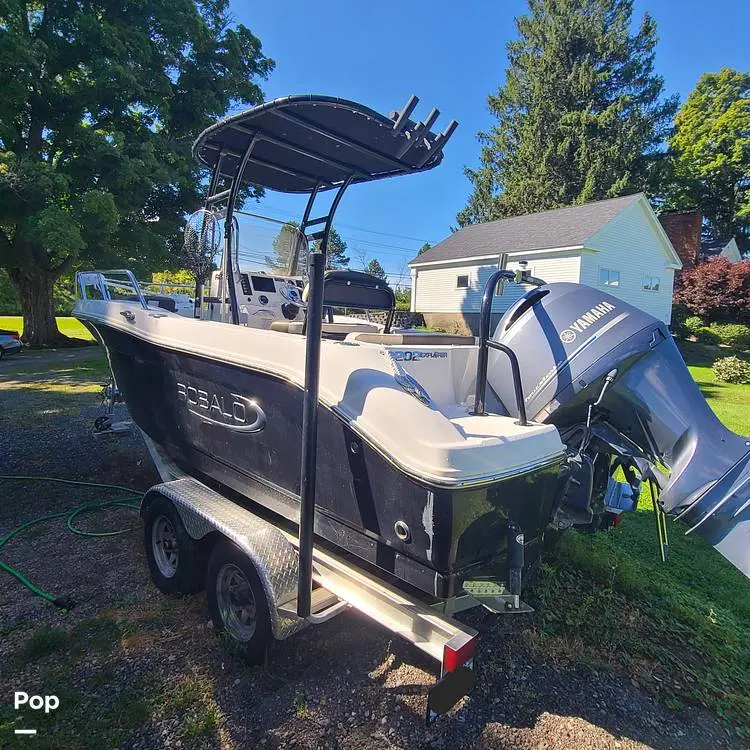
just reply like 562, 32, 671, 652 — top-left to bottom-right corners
266, 223, 349, 274
364, 258, 387, 280
314, 228, 350, 269
457, 0, 677, 226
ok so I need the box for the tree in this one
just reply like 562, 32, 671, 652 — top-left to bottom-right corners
394, 287, 411, 310
314, 227, 350, 269
662, 68, 750, 253
0, 1, 273, 346
364, 258, 387, 280
417, 242, 431, 255
266, 223, 349, 274
266, 221, 305, 274
457, 0, 677, 227
673, 257, 750, 323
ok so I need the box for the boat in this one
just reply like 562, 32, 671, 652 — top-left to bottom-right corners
73, 94, 749, 613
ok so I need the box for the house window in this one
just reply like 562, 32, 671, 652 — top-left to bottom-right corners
456, 275, 469, 289
599, 268, 620, 287
643, 275, 661, 292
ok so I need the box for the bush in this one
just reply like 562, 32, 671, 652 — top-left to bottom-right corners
712, 356, 750, 384
673, 257, 750, 324
710, 323, 750, 350
695, 327, 720, 345
669, 304, 691, 338
684, 315, 706, 336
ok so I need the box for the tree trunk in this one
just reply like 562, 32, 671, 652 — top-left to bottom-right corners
7, 267, 69, 348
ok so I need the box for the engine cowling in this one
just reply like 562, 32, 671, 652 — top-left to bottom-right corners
487, 282, 750, 578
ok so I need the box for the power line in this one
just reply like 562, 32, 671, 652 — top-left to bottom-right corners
257, 202, 438, 245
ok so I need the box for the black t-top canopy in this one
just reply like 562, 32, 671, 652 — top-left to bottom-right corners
193, 95, 457, 194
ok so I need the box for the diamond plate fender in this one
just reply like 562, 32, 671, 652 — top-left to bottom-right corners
141, 477, 305, 640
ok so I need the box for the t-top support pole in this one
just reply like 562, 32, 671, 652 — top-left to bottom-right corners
223, 134, 259, 325
296, 175, 353, 619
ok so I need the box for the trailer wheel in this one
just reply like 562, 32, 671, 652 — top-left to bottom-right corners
206, 541, 272, 664
143, 496, 204, 594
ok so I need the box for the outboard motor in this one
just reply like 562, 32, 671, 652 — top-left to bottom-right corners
487, 282, 750, 578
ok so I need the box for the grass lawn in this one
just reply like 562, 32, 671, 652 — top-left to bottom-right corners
531, 339, 750, 738
0, 315, 95, 341
681, 340, 750, 435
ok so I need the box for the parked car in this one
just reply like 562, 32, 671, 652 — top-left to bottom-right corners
0, 329, 22, 358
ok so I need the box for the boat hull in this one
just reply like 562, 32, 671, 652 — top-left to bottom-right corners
93, 323, 561, 598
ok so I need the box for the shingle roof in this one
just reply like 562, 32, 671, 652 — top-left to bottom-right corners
411, 193, 643, 265
700, 237, 732, 256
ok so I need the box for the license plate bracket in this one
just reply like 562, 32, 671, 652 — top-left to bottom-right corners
425, 664, 475, 725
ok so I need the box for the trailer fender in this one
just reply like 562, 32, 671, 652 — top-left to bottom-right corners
141, 479, 305, 640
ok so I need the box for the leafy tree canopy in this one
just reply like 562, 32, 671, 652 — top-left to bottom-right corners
662, 68, 750, 252
417, 241, 431, 255
0, 0, 273, 345
458, 0, 677, 227
363, 258, 387, 280
394, 286, 411, 310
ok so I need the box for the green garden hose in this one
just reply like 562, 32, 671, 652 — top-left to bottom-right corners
0, 475, 144, 609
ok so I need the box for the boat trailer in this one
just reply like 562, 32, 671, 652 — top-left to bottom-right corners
141, 437, 530, 724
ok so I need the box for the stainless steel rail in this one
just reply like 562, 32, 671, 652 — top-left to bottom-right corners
473, 269, 528, 424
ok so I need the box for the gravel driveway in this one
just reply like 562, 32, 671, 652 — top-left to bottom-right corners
0, 349, 744, 749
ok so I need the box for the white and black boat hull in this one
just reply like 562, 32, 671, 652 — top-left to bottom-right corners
91, 322, 562, 598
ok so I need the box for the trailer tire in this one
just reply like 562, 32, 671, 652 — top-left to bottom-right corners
143, 496, 205, 595
206, 541, 272, 664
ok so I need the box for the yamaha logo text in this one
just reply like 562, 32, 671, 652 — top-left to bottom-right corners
560, 301, 616, 344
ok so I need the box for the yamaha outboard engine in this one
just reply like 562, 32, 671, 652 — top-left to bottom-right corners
487, 282, 750, 578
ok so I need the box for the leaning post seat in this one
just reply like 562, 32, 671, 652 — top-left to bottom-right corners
271, 269, 396, 337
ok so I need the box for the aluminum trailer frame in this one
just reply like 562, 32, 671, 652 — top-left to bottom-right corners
140, 466, 480, 723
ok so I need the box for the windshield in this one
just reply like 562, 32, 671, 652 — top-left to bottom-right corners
234, 213, 308, 278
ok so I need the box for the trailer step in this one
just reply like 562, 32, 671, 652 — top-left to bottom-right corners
278, 587, 342, 619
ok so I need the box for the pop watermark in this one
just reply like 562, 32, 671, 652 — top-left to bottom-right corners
11, 692, 60, 736
14, 692, 59, 713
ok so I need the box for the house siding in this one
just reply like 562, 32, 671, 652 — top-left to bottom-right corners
413, 253, 581, 314
582, 201, 676, 323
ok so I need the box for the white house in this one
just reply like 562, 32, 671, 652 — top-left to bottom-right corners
409, 193, 683, 334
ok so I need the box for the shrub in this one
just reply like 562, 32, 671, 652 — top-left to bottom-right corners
684, 315, 706, 336
712, 356, 750, 384
669, 304, 691, 338
695, 327, 720, 345
673, 257, 750, 324
710, 323, 750, 350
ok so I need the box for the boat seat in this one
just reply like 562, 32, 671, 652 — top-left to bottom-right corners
351, 332, 476, 346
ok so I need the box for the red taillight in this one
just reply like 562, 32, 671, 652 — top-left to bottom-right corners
443, 635, 477, 673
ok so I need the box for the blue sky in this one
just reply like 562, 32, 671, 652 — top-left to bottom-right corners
230, 0, 749, 286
